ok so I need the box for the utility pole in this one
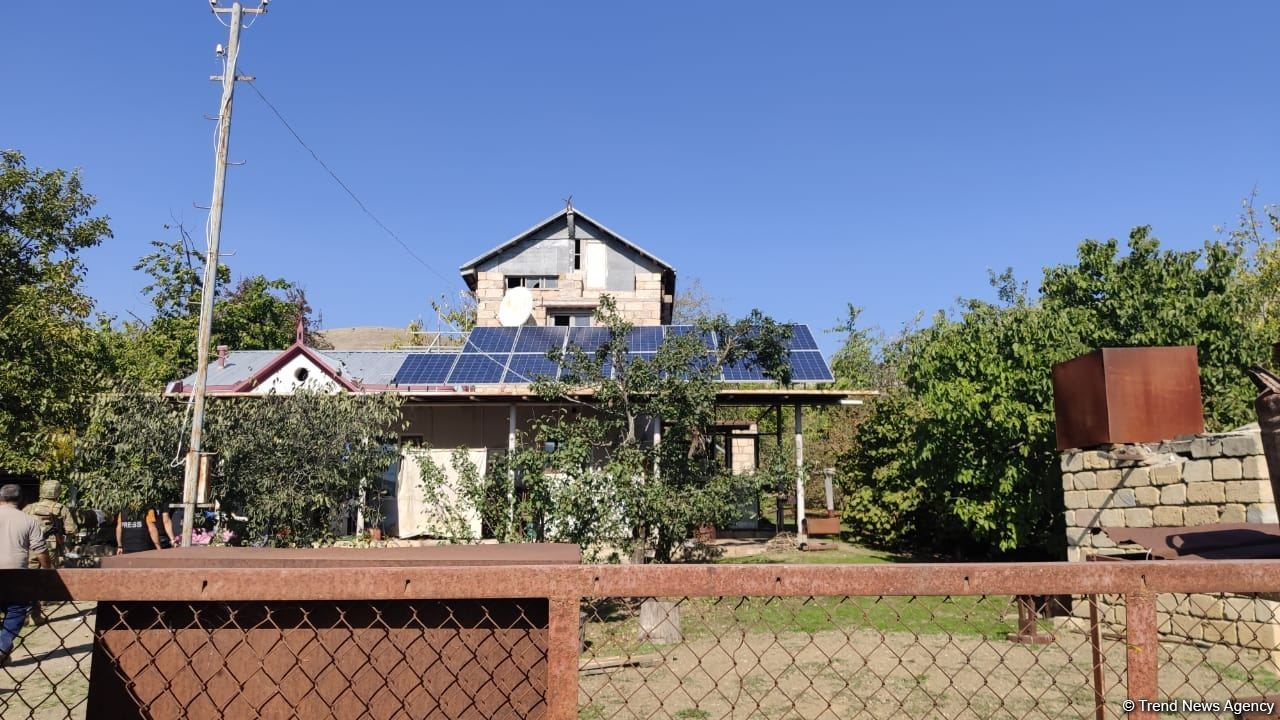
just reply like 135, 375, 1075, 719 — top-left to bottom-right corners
180, 0, 266, 547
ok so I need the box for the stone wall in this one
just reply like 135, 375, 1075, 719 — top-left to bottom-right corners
1061, 427, 1279, 672
1062, 429, 1277, 563
474, 270, 665, 327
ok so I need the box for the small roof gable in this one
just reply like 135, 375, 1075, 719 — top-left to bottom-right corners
458, 206, 675, 287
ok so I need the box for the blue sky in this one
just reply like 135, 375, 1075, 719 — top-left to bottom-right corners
5, 2, 1279, 359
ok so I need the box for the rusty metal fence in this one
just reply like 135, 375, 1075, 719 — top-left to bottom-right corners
3, 562, 1280, 719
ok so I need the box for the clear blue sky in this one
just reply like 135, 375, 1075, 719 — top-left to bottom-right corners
5, 2, 1279, 359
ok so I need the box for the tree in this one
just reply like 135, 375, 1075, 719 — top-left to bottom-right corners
418, 295, 793, 562
840, 223, 1270, 558
671, 277, 720, 324
77, 388, 404, 545
0, 150, 112, 480
100, 231, 328, 387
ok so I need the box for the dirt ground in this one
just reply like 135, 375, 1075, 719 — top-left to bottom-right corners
1, 602, 95, 720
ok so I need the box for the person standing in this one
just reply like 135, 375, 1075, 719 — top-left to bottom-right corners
116, 504, 163, 554
23, 480, 79, 624
1, 483, 51, 668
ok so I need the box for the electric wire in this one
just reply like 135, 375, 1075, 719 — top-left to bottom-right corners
238, 74, 600, 403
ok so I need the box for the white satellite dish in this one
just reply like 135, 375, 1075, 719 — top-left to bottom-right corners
498, 286, 534, 327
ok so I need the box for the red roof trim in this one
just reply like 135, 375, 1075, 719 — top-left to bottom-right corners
226, 343, 360, 393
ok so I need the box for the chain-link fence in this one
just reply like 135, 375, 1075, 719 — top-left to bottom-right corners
2, 563, 1279, 719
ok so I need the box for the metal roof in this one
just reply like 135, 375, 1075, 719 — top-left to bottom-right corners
458, 206, 675, 277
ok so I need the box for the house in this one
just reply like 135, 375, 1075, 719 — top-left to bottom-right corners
167, 206, 867, 541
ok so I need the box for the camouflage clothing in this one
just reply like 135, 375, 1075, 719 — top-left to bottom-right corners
24, 497, 78, 567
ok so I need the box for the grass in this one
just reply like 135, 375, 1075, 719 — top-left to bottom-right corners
1207, 660, 1280, 693
718, 544, 904, 565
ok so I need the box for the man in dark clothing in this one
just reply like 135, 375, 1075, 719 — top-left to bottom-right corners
116, 505, 163, 554
0, 483, 51, 667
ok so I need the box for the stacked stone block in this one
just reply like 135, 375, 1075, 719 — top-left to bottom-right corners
1061, 428, 1280, 672
474, 270, 666, 328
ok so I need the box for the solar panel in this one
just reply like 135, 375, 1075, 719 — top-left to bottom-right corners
465, 327, 519, 354
787, 324, 819, 351
789, 351, 834, 382
722, 360, 766, 382
624, 326, 664, 352
503, 354, 559, 383
392, 354, 458, 385
567, 326, 613, 353
447, 353, 508, 384
666, 325, 717, 350
514, 326, 567, 354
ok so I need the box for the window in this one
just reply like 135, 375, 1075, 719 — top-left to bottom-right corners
548, 311, 593, 327
507, 276, 558, 289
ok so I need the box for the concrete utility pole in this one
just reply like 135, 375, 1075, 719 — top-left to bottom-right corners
180, 1, 267, 547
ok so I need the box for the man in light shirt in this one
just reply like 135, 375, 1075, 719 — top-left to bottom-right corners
0, 483, 51, 667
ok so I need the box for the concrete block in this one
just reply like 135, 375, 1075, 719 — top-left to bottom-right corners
1098, 508, 1125, 526
1220, 504, 1247, 524
1063, 491, 1088, 509
1062, 474, 1075, 492
1225, 480, 1264, 504
1152, 506, 1185, 526
1224, 597, 1254, 622
1189, 594, 1224, 619
1212, 458, 1243, 480
1124, 508, 1153, 527
1061, 452, 1084, 473
1263, 481, 1276, 504
1255, 599, 1280, 624
1121, 467, 1151, 486
1096, 470, 1123, 490
1157, 594, 1179, 613
1205, 619, 1237, 644
1182, 459, 1213, 483
1066, 527, 1090, 546
1091, 533, 1116, 548
1150, 464, 1182, 486
1184, 505, 1220, 526
1247, 504, 1279, 524
1160, 484, 1186, 505
1075, 509, 1101, 527
1066, 547, 1083, 563
1073, 472, 1098, 490
1260, 624, 1280, 651
1082, 451, 1112, 470
1186, 482, 1225, 504
1171, 613, 1203, 640
1112, 489, 1137, 508
1222, 433, 1263, 457
1243, 455, 1270, 480
1087, 490, 1111, 507
1135, 486, 1160, 506
1063, 510, 1076, 527
1191, 437, 1223, 458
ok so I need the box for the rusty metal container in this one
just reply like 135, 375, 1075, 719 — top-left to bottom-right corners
1051, 347, 1204, 451
1247, 366, 1280, 520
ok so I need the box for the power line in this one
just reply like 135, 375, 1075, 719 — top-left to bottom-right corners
240, 76, 456, 289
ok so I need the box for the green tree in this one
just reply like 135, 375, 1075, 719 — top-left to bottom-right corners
0, 150, 112, 479
77, 388, 404, 545
840, 224, 1270, 558
101, 231, 328, 387
419, 295, 792, 562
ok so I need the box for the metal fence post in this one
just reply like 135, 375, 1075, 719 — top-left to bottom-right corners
1125, 590, 1159, 720
547, 595, 580, 719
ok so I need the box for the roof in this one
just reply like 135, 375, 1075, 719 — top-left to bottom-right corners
168, 325, 867, 405
458, 206, 675, 281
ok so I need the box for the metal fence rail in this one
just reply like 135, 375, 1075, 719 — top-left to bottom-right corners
3, 561, 1280, 719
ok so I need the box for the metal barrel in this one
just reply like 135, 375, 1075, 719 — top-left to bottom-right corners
1246, 365, 1280, 523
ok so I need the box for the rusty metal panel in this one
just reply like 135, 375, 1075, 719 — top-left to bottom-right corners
99, 543, 582, 569
1052, 346, 1204, 450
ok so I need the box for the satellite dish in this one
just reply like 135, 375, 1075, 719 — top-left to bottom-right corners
498, 286, 534, 327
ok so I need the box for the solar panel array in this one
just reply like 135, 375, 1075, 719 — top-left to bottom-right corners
390, 325, 833, 385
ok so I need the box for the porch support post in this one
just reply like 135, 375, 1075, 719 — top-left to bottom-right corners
508, 404, 517, 537
795, 404, 806, 546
